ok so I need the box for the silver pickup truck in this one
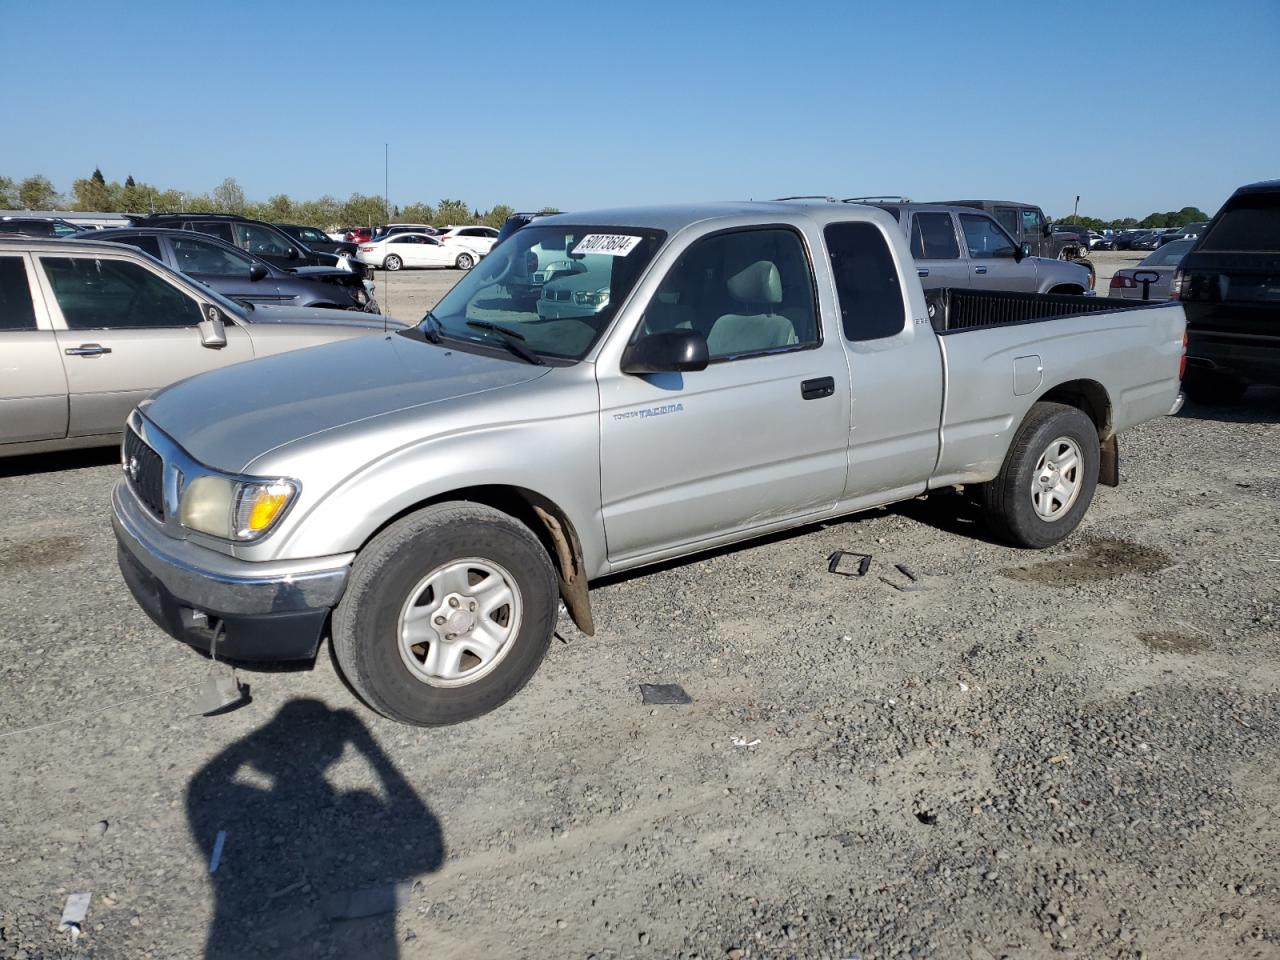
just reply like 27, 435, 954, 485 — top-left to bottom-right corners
112, 202, 1186, 726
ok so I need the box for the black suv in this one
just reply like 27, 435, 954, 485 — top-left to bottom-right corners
276, 223, 358, 258
1176, 180, 1280, 404
129, 213, 363, 275
76, 227, 377, 312
0, 216, 82, 238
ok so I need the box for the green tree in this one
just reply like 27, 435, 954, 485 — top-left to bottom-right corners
185, 194, 219, 213
18, 175, 59, 210
483, 204, 515, 229
295, 195, 342, 228
256, 193, 295, 222
211, 177, 247, 215
0, 175, 17, 208
399, 201, 437, 225
434, 198, 471, 227
1174, 205, 1209, 225
340, 192, 387, 228
72, 168, 115, 211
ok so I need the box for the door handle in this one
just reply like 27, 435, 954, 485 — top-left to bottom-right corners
974, 266, 988, 275
64, 344, 112, 357
917, 268, 929, 278
801, 376, 835, 400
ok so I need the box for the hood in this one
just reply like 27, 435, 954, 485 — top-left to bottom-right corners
291, 265, 359, 282
142, 333, 551, 472
243, 304, 402, 328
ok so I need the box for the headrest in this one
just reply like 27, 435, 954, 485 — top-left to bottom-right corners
726, 260, 782, 305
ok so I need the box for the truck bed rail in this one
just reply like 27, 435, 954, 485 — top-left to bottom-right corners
928, 288, 1134, 333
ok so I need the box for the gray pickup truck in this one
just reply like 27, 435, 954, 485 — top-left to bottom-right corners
112, 202, 1186, 726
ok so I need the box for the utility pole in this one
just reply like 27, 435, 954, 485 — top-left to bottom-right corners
384, 143, 389, 223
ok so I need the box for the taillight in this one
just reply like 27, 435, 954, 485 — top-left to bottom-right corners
359, 245, 375, 252
525, 251, 538, 273
1109, 275, 1136, 288
1170, 268, 1185, 300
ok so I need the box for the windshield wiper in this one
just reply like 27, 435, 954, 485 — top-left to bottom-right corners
465, 319, 544, 365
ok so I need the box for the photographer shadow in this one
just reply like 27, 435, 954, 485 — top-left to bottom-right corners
187, 698, 443, 959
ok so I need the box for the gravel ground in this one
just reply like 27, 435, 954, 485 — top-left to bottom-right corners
3, 252, 1278, 960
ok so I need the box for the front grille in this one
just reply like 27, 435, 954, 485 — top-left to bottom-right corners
123, 428, 165, 519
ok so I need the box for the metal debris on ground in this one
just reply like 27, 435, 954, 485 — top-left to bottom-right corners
1048, 753, 1072, 764
208, 830, 227, 874
639, 683, 692, 705
731, 736, 762, 748
894, 563, 920, 581
323, 882, 414, 921
59, 892, 91, 940
828, 550, 873, 577
879, 576, 929, 593
193, 664, 250, 716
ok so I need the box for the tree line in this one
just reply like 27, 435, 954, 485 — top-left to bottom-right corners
0, 170, 540, 230
2, 169, 1210, 232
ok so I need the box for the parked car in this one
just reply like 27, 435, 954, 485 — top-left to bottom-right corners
375, 224, 437, 240
1090, 233, 1115, 251
1131, 231, 1168, 251
0, 237, 400, 457
345, 227, 373, 243
1177, 221, 1210, 242
355, 232, 477, 271
111, 201, 1184, 726
436, 225, 500, 256
129, 213, 358, 275
1176, 179, 1280, 403
859, 202, 1095, 294
937, 200, 1089, 261
1108, 239, 1193, 301
1114, 230, 1152, 251
0, 216, 83, 238
276, 223, 358, 259
74, 227, 378, 312
495, 211, 552, 245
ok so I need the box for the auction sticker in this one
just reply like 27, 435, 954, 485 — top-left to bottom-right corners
572, 234, 642, 256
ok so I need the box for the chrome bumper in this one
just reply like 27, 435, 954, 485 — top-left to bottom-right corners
111, 481, 352, 616
1168, 392, 1185, 416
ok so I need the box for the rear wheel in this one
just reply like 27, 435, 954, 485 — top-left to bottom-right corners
455, 252, 474, 270
331, 502, 558, 726
979, 402, 1100, 548
384, 254, 402, 271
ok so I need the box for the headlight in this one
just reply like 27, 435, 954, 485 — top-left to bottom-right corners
354, 288, 368, 305
179, 475, 298, 541
574, 289, 609, 307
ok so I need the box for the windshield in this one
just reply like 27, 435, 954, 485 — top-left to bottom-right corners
412, 223, 665, 361
1141, 239, 1193, 266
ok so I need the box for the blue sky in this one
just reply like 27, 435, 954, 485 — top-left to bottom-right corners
3, 0, 1277, 219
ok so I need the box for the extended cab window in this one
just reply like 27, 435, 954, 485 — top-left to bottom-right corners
994, 206, 1020, 237
825, 222, 906, 342
191, 221, 235, 243
910, 213, 960, 259
649, 227, 818, 360
959, 215, 1017, 258
0, 256, 38, 330
41, 256, 202, 329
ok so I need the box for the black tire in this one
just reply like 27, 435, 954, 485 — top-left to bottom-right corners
332, 502, 558, 725
1182, 368, 1247, 405
455, 252, 474, 270
979, 402, 1100, 549
384, 254, 402, 271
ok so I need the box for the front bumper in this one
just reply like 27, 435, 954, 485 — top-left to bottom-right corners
112, 482, 353, 661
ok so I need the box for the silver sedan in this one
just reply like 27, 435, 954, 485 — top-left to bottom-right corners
1108, 239, 1195, 301
0, 237, 402, 458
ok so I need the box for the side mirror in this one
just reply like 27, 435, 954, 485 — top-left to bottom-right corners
249, 263, 269, 282
1015, 242, 1032, 262
1042, 222, 1053, 237
198, 304, 228, 349
286, 246, 300, 260
621, 328, 709, 375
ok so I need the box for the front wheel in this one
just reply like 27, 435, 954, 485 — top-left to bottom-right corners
455, 252, 474, 270
331, 502, 558, 725
979, 402, 1100, 548
384, 254, 402, 271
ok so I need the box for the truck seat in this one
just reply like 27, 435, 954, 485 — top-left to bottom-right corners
707, 260, 798, 355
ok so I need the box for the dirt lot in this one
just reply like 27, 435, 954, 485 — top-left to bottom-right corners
3, 251, 1279, 960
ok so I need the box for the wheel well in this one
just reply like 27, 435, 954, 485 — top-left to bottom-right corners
362, 485, 594, 635
1047, 284, 1085, 296
1037, 378, 1112, 437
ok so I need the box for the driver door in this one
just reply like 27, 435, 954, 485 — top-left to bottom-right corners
35, 252, 252, 437
958, 214, 1032, 291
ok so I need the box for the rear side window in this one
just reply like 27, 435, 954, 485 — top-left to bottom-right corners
1200, 193, 1280, 252
112, 234, 163, 259
41, 256, 202, 330
0, 256, 38, 331
910, 213, 960, 259
994, 206, 1019, 236
191, 221, 235, 243
824, 222, 906, 342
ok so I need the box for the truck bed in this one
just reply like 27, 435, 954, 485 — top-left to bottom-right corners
926, 288, 1161, 333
